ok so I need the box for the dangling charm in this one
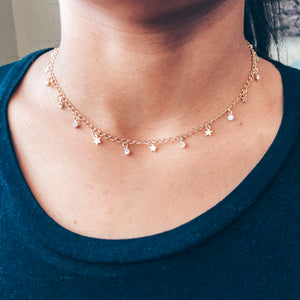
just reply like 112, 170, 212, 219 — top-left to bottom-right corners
57, 95, 64, 109
123, 143, 131, 156
179, 137, 186, 149
205, 125, 212, 136
254, 73, 260, 81
93, 133, 101, 145
73, 116, 79, 128
149, 143, 157, 152
227, 109, 234, 121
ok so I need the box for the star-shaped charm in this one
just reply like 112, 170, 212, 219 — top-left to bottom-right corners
150, 144, 157, 152
205, 128, 212, 136
93, 135, 101, 145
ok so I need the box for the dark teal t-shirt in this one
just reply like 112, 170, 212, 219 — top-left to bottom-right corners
0, 49, 299, 299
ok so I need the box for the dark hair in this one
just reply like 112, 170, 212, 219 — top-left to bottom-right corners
244, 0, 282, 59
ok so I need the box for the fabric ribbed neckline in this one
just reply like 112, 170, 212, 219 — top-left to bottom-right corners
0, 49, 299, 264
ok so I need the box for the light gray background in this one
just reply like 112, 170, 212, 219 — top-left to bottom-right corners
0, 0, 299, 66
0, 0, 60, 65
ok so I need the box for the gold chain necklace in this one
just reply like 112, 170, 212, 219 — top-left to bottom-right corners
45, 42, 260, 156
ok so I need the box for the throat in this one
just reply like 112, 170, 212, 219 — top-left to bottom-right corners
53, 0, 248, 139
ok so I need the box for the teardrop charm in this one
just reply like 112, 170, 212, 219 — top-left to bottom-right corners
57, 96, 64, 109
123, 143, 131, 156
73, 120, 79, 128
227, 110, 234, 121
179, 139, 186, 149
124, 148, 131, 156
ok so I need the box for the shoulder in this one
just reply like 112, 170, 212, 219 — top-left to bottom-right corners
265, 58, 300, 98
0, 48, 54, 90
0, 61, 20, 86
260, 57, 300, 132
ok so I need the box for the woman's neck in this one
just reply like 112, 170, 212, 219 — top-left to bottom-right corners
54, 0, 250, 138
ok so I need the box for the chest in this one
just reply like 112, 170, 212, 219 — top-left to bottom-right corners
6, 98, 280, 240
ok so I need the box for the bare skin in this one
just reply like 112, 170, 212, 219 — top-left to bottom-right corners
7, 0, 283, 239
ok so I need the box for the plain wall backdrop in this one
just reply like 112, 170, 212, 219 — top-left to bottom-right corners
0, 0, 299, 66
0, 0, 60, 65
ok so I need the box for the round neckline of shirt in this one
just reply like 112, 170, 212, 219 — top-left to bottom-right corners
1, 48, 298, 264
